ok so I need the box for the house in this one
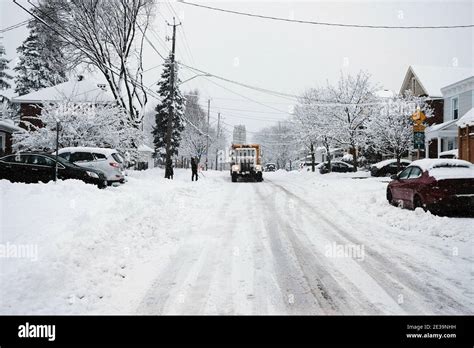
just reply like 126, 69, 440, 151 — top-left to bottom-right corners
11, 75, 115, 130
399, 65, 473, 158
457, 107, 474, 163
0, 119, 24, 156
430, 75, 474, 158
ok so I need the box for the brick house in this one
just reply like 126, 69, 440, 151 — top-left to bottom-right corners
0, 119, 23, 156
11, 76, 115, 131
399, 65, 472, 158
457, 107, 474, 163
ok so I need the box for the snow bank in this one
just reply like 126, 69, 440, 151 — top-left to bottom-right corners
270, 170, 473, 242
0, 169, 207, 314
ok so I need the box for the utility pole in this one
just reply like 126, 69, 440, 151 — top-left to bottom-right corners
164, 17, 181, 179
215, 112, 221, 170
54, 119, 60, 182
205, 99, 210, 170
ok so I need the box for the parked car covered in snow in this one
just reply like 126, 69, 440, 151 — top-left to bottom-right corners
0, 152, 108, 188
317, 161, 355, 174
386, 159, 474, 215
58, 147, 125, 185
439, 149, 458, 159
370, 159, 411, 177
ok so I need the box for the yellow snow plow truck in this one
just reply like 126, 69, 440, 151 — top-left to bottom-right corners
230, 144, 263, 182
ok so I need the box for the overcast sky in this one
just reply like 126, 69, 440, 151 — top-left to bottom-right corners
1, 0, 473, 138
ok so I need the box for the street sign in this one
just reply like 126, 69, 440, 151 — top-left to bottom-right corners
413, 124, 426, 132
411, 109, 426, 124
413, 131, 425, 150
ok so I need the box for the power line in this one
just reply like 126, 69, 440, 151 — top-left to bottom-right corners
0, 19, 32, 33
201, 77, 290, 114
179, 62, 297, 100
182, 64, 402, 106
165, 1, 213, 100
180, 1, 474, 29
13, 0, 212, 139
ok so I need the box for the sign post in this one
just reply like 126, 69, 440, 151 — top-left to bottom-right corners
411, 107, 426, 160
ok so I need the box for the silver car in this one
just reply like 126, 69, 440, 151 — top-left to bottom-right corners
58, 147, 126, 185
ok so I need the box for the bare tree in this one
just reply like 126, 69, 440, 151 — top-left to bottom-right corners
253, 121, 298, 170
33, 0, 155, 127
178, 90, 213, 163
325, 71, 378, 170
294, 87, 338, 172
367, 92, 433, 171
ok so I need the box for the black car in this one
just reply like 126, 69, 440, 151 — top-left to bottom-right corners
318, 161, 355, 174
264, 163, 276, 172
0, 152, 108, 188
370, 159, 411, 177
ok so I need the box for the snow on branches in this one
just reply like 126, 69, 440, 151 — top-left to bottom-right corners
12, 101, 145, 158
178, 91, 212, 163
366, 91, 433, 169
293, 71, 433, 171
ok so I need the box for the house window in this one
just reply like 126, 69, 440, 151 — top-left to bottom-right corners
447, 139, 454, 151
411, 77, 416, 94
452, 97, 459, 119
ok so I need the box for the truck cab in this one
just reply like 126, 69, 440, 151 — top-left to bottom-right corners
230, 144, 263, 182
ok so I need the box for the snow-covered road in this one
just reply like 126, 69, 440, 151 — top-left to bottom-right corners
1, 169, 472, 314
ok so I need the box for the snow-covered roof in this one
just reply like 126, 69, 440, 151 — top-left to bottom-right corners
409, 158, 472, 171
12, 77, 116, 104
0, 119, 23, 133
456, 107, 474, 128
0, 89, 17, 101
137, 144, 154, 153
426, 119, 458, 132
439, 149, 458, 158
58, 146, 118, 156
372, 158, 411, 169
400, 65, 473, 97
375, 89, 395, 98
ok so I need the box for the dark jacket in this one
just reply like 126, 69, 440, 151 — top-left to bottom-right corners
191, 158, 198, 172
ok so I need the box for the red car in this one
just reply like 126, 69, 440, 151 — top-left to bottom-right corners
387, 159, 474, 215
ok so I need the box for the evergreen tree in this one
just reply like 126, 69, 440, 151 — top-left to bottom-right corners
14, 1, 67, 95
152, 54, 185, 178
0, 41, 12, 90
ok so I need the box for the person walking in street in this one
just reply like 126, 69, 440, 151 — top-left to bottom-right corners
191, 157, 198, 181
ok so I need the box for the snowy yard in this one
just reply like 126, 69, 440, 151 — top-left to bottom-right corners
0, 169, 472, 314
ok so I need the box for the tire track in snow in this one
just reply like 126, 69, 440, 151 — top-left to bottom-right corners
322, 194, 474, 313
256, 184, 358, 314
267, 179, 469, 314
135, 182, 234, 314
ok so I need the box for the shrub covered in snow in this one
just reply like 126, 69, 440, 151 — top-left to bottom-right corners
13, 101, 145, 159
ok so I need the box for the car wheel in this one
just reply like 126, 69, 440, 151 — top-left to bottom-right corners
231, 174, 237, 182
386, 189, 394, 205
413, 195, 426, 211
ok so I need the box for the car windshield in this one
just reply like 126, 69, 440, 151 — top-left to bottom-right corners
51, 154, 74, 166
